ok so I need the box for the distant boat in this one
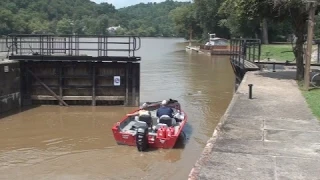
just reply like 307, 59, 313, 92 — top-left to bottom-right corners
204, 33, 229, 46
186, 33, 236, 55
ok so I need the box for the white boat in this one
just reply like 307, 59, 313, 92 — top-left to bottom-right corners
204, 33, 228, 46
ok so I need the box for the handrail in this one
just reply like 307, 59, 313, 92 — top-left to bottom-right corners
229, 38, 261, 69
5, 34, 141, 57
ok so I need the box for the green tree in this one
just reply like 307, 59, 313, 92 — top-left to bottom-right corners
56, 18, 74, 34
169, 4, 200, 40
97, 15, 109, 35
220, 0, 319, 80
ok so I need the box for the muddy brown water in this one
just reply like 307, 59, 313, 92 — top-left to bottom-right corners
0, 38, 234, 180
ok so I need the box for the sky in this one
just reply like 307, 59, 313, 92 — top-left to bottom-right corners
92, 0, 191, 9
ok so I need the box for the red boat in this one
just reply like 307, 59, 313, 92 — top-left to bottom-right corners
112, 99, 187, 151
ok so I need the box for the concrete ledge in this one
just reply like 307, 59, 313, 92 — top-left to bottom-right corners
189, 70, 320, 180
188, 74, 249, 180
188, 70, 320, 180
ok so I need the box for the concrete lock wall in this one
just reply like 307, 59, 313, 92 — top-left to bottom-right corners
0, 61, 21, 114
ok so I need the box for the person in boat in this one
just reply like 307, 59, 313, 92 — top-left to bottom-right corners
127, 103, 151, 117
156, 100, 176, 126
127, 103, 152, 127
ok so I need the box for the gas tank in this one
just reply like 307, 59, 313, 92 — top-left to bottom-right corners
166, 127, 175, 138
157, 127, 167, 139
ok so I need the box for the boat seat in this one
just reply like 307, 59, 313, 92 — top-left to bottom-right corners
158, 115, 176, 127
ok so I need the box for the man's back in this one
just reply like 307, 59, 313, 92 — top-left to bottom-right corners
139, 109, 151, 116
156, 106, 174, 118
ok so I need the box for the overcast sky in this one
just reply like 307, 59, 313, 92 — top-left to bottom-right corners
92, 0, 191, 9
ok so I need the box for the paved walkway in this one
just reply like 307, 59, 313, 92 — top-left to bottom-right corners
188, 70, 320, 180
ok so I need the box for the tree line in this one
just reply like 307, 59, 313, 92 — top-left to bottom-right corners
0, 0, 189, 36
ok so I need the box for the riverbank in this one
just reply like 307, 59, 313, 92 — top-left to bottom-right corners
188, 70, 320, 180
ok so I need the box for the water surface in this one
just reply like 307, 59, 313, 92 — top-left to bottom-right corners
0, 38, 234, 180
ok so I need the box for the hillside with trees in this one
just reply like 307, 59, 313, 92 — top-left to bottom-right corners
0, 0, 189, 36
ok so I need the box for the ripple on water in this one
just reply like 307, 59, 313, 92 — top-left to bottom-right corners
0, 38, 234, 180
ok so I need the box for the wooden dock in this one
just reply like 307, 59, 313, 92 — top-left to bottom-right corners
186, 45, 240, 56
211, 50, 239, 55
230, 57, 260, 71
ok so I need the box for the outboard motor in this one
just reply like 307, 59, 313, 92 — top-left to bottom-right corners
136, 126, 149, 151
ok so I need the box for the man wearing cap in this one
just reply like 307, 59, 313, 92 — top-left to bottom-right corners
156, 100, 176, 126
156, 100, 174, 118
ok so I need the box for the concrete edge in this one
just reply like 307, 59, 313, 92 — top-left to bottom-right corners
0, 59, 18, 65
187, 73, 250, 180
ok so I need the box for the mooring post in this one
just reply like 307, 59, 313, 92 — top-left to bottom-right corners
125, 63, 129, 106
248, 84, 253, 99
92, 62, 96, 106
59, 62, 63, 106
273, 63, 276, 72
132, 63, 137, 106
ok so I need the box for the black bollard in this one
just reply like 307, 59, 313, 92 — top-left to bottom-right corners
248, 84, 253, 99
273, 63, 276, 72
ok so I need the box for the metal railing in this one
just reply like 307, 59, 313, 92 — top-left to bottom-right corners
230, 38, 261, 69
5, 34, 141, 57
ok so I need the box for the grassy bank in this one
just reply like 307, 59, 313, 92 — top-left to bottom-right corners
260, 44, 294, 61
301, 89, 320, 119
260, 44, 318, 62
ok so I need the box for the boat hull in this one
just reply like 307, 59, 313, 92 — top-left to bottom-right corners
113, 134, 181, 149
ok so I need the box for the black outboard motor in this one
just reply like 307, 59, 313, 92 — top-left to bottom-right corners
136, 126, 149, 151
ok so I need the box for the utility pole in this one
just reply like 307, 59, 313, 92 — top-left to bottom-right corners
304, 1, 317, 90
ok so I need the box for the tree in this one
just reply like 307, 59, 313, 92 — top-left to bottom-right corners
169, 4, 201, 42
193, 0, 230, 39
56, 18, 74, 34
220, 0, 319, 81
0, 8, 14, 35
97, 15, 109, 35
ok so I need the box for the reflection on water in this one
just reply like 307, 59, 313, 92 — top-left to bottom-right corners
0, 38, 234, 180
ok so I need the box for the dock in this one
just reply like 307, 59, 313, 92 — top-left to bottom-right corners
188, 70, 320, 180
185, 45, 239, 55
186, 46, 210, 55
230, 57, 260, 71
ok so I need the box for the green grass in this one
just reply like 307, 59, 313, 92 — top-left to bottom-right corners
260, 44, 295, 61
260, 44, 318, 62
298, 81, 320, 119
301, 89, 320, 119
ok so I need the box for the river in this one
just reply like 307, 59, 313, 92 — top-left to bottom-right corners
0, 38, 234, 180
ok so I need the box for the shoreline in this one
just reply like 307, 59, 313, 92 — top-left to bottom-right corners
187, 72, 249, 180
